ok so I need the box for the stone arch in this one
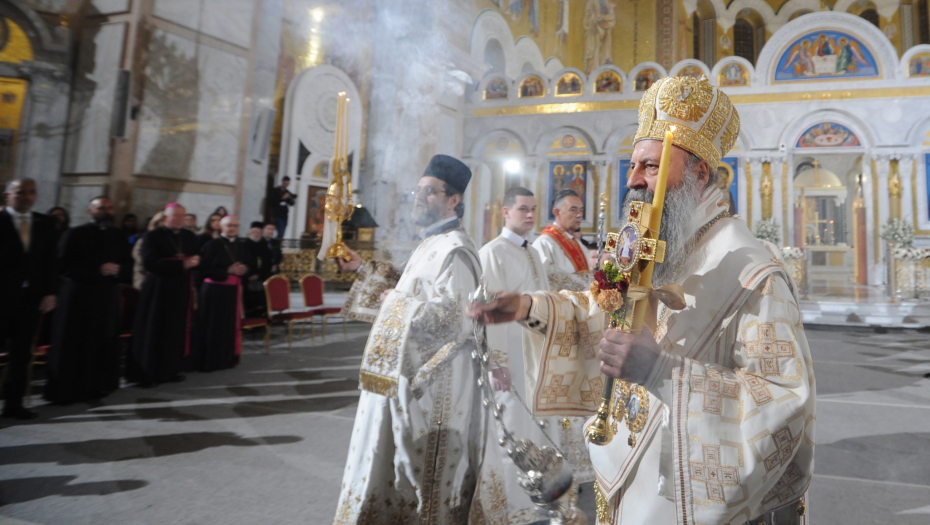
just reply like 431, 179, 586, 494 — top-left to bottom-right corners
781, 109, 875, 151
483, 38, 506, 73
470, 10, 548, 81
468, 128, 529, 159
755, 11, 899, 84
710, 55, 756, 87
603, 123, 640, 154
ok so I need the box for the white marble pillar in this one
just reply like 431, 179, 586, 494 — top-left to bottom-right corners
874, 155, 892, 284
464, 160, 482, 241
899, 154, 915, 223
786, 153, 795, 247
771, 157, 785, 245
862, 155, 877, 285
748, 158, 763, 231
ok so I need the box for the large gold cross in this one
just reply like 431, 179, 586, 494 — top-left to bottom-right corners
690, 444, 741, 504
604, 201, 666, 272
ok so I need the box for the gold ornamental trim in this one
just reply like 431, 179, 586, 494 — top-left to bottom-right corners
359, 370, 398, 398
470, 86, 930, 117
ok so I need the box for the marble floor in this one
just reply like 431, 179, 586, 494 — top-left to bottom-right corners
0, 324, 929, 524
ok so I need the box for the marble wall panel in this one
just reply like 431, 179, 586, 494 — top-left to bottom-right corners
130, 187, 233, 225
62, 22, 126, 174
239, 0, 284, 224
201, 0, 254, 49
191, 44, 247, 185
134, 28, 198, 179
153, 0, 201, 32
90, 0, 131, 15
58, 184, 105, 218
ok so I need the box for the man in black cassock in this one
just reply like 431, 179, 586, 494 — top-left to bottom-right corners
262, 222, 282, 274
45, 196, 128, 404
190, 216, 253, 372
0, 179, 58, 419
244, 221, 272, 317
129, 203, 200, 386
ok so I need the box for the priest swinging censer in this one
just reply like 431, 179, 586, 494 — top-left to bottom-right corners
467, 126, 686, 523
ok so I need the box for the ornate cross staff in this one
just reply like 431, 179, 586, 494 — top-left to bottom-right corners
585, 126, 681, 447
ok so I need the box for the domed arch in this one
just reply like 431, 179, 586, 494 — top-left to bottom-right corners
468, 128, 529, 159
780, 109, 875, 151
470, 9, 547, 81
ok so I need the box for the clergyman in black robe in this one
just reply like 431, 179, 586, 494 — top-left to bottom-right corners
244, 221, 272, 317
46, 197, 128, 404
129, 203, 201, 385
190, 216, 253, 372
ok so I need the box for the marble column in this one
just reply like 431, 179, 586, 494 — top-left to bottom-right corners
748, 158, 763, 231
593, 157, 611, 235
771, 157, 786, 246
786, 153, 795, 247
863, 154, 879, 285
899, 154, 916, 225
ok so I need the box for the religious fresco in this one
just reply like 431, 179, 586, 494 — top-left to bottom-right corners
484, 77, 509, 100
634, 68, 661, 91
548, 160, 588, 220
519, 75, 545, 98
775, 30, 879, 82
555, 73, 582, 96
616, 158, 631, 221
304, 184, 328, 237
594, 70, 622, 93
718, 157, 739, 215
908, 52, 930, 77
677, 65, 704, 79
796, 122, 860, 148
718, 63, 750, 87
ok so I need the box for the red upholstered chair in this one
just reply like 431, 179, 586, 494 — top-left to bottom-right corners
26, 311, 54, 406
241, 294, 270, 355
264, 275, 314, 351
299, 274, 345, 340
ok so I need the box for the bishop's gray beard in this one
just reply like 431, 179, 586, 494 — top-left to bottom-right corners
620, 170, 703, 286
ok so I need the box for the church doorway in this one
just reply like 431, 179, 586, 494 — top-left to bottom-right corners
792, 153, 865, 294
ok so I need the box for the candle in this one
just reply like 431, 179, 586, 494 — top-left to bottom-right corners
648, 126, 674, 234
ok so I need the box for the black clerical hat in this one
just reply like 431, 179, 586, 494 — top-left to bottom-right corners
250, 221, 264, 229
421, 154, 471, 195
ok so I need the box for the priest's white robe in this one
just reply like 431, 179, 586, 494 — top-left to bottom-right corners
519, 190, 815, 525
532, 225, 591, 292
472, 231, 593, 525
333, 224, 485, 525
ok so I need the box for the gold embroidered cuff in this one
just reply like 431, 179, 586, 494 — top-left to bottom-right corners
491, 348, 509, 366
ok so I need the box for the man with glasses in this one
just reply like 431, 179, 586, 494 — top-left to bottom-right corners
333, 154, 483, 524
533, 188, 592, 291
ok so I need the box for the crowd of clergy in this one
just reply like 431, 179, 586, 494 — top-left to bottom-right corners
0, 178, 283, 420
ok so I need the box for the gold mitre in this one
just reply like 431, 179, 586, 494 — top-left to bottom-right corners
633, 75, 739, 171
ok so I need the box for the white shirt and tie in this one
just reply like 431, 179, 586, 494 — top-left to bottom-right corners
6, 206, 31, 251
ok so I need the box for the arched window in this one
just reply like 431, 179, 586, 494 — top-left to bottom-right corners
733, 10, 765, 65
693, 0, 717, 67
919, 0, 930, 43
484, 39, 505, 74
734, 19, 754, 63
861, 8, 880, 27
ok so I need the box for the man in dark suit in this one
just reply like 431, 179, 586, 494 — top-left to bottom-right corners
262, 222, 282, 274
0, 178, 58, 419
268, 176, 295, 239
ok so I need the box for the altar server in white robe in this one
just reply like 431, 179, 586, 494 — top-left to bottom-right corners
473, 187, 593, 524
333, 155, 484, 525
533, 189, 592, 291
472, 77, 815, 525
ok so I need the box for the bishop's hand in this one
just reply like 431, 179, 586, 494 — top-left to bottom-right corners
597, 328, 661, 384
467, 292, 531, 325
337, 248, 363, 272
184, 256, 201, 270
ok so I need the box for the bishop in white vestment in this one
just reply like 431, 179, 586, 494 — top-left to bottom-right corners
472, 77, 815, 525
472, 187, 593, 525
533, 189, 592, 292
333, 155, 484, 525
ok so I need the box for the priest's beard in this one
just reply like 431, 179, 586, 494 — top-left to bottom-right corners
621, 169, 703, 286
413, 197, 447, 227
